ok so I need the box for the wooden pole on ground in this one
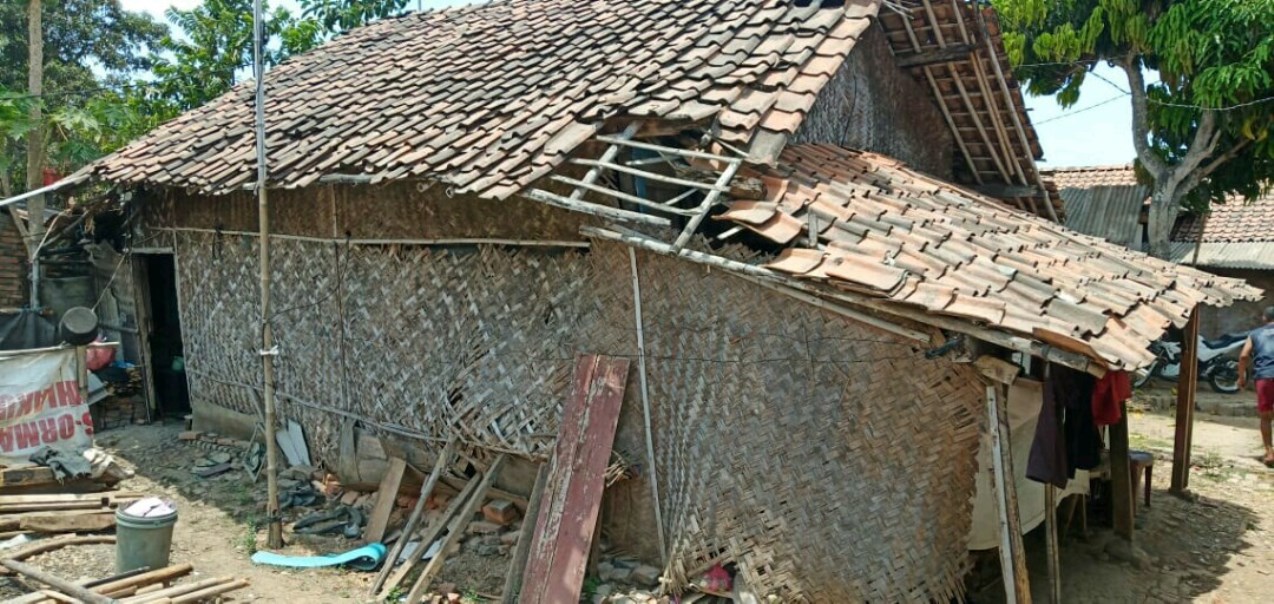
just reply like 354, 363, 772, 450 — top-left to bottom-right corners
1171, 308, 1200, 495
501, 462, 549, 604
1110, 399, 1135, 541
0, 559, 117, 604
987, 383, 1031, 603
250, 0, 282, 550
1044, 485, 1061, 604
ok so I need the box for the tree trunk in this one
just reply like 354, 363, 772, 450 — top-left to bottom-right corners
1146, 184, 1181, 260
26, 0, 45, 243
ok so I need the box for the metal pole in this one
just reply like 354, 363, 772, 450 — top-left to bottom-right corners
252, 0, 283, 549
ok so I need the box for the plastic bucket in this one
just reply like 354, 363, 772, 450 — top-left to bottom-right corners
115, 506, 178, 574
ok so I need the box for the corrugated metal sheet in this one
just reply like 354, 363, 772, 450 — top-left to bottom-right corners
1059, 184, 1148, 248
1167, 242, 1274, 270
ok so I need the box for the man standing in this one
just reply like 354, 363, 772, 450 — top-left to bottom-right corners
1238, 306, 1274, 466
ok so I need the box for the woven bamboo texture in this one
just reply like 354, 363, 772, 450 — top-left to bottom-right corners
164, 201, 987, 600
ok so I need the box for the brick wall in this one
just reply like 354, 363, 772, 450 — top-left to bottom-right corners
0, 209, 27, 308
1200, 268, 1273, 337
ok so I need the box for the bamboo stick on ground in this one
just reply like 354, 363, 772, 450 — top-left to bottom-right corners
381, 475, 480, 596
0, 559, 117, 604
168, 579, 248, 603
370, 439, 455, 598
405, 455, 507, 604
90, 564, 193, 596
122, 577, 237, 603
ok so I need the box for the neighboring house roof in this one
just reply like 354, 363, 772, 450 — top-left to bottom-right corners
877, 2, 1062, 220
1045, 164, 1140, 190
713, 145, 1258, 370
1169, 191, 1274, 269
1042, 166, 1148, 248
87, 0, 883, 199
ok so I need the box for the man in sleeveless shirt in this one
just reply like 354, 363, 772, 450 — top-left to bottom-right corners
1238, 306, 1274, 466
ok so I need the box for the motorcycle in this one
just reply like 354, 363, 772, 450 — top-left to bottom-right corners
1133, 331, 1249, 393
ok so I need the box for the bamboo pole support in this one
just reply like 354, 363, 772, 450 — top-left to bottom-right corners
627, 249, 667, 562
250, 0, 283, 550
987, 383, 1031, 603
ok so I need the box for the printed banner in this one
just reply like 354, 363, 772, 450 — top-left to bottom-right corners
0, 349, 95, 464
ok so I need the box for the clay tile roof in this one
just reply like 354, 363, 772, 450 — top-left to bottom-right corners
721, 145, 1260, 370
84, 0, 884, 199
1043, 165, 1140, 190
1172, 191, 1274, 244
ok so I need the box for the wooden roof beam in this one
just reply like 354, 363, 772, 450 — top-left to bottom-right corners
895, 43, 977, 69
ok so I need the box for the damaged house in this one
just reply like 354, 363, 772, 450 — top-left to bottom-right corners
37, 0, 1259, 600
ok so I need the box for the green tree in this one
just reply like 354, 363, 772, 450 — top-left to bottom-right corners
0, 0, 166, 194
994, 0, 1274, 257
299, 0, 411, 33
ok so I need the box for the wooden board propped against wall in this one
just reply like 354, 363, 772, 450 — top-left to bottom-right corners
518, 354, 629, 604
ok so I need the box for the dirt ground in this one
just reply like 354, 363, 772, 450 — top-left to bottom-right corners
973, 405, 1274, 604
3, 402, 1270, 603
0, 421, 520, 603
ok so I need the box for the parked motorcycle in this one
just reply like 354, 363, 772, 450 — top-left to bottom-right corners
1133, 331, 1249, 393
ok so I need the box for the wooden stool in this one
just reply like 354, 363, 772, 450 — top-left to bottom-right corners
1129, 450, 1154, 513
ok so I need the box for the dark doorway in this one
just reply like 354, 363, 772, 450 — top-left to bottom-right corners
145, 255, 189, 415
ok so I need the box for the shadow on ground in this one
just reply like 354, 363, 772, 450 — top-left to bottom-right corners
967, 483, 1258, 604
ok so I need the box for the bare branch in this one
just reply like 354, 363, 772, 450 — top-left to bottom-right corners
1177, 139, 1252, 200
1120, 57, 1168, 179
1165, 110, 1222, 190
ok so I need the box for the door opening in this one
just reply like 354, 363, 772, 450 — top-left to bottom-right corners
145, 254, 189, 416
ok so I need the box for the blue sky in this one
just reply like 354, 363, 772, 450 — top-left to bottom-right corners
120, 0, 1138, 168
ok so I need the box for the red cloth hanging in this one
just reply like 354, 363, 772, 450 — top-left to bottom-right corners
1092, 371, 1131, 426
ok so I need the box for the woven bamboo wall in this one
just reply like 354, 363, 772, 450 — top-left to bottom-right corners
794, 27, 954, 179
154, 188, 987, 600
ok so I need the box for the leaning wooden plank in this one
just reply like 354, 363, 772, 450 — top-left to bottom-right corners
500, 462, 548, 604
381, 476, 480, 596
36, 591, 76, 603
89, 564, 194, 596
122, 577, 235, 603
0, 559, 117, 604
364, 457, 407, 543
19, 511, 115, 533
520, 355, 629, 604
370, 440, 455, 597
167, 579, 248, 604
404, 456, 508, 604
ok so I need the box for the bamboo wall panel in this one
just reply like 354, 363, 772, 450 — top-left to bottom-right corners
794, 28, 953, 180
634, 249, 985, 601
164, 196, 987, 600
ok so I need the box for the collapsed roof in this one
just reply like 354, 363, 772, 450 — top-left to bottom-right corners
711, 146, 1257, 370
76, 0, 1259, 370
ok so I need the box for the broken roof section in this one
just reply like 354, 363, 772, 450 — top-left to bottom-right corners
86, 0, 882, 199
708, 145, 1259, 370
876, 1, 1061, 221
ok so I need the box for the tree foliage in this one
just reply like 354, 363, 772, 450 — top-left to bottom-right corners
1, 0, 414, 196
994, 0, 1274, 255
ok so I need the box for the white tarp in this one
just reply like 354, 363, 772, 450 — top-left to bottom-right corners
0, 349, 95, 464
968, 378, 1090, 550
